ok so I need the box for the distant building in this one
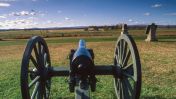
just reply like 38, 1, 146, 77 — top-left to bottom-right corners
88, 26, 99, 31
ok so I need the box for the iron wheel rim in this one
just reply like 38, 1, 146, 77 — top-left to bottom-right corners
114, 34, 141, 99
20, 36, 51, 99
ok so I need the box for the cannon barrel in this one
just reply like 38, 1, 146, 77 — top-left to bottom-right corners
70, 39, 94, 76
78, 39, 86, 48
72, 39, 92, 60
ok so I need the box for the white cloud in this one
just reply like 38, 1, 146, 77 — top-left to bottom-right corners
144, 12, 150, 16
65, 17, 71, 21
20, 11, 30, 16
9, 10, 37, 16
165, 13, 176, 16
46, 20, 52, 23
0, 15, 6, 18
32, 0, 37, 2
0, 2, 10, 7
128, 19, 133, 22
0, 17, 78, 29
0, 10, 39, 19
152, 4, 162, 8
0, 18, 38, 29
134, 21, 139, 24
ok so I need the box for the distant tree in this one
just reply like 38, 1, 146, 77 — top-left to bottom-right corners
114, 25, 119, 29
45, 30, 49, 37
93, 26, 99, 31
118, 24, 123, 29
88, 26, 99, 31
167, 25, 170, 29
84, 28, 88, 31
103, 26, 109, 31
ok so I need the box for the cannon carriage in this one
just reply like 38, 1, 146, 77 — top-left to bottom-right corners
20, 25, 142, 99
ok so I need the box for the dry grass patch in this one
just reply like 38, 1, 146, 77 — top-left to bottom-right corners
0, 45, 24, 61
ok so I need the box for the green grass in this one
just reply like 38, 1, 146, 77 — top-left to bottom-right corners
0, 59, 21, 99
1, 35, 176, 47
0, 36, 118, 46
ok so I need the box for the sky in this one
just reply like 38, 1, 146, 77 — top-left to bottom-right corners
0, 0, 176, 29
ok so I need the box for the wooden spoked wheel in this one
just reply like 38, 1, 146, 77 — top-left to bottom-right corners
21, 36, 51, 99
114, 34, 141, 99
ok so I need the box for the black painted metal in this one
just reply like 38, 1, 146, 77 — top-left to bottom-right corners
71, 39, 94, 75
48, 65, 122, 77
68, 39, 96, 93
49, 67, 69, 77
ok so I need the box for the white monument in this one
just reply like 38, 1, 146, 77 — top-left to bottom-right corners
145, 23, 158, 42
121, 24, 129, 35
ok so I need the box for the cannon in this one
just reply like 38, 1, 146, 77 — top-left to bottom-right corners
20, 28, 141, 99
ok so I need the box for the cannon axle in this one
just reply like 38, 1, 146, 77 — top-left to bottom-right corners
48, 65, 122, 77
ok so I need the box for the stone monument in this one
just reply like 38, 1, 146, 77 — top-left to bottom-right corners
121, 24, 129, 35
145, 23, 158, 41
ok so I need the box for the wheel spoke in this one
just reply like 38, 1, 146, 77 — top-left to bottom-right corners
122, 49, 131, 67
119, 81, 124, 99
124, 64, 134, 76
116, 47, 120, 64
43, 85, 47, 99
45, 80, 50, 98
41, 46, 45, 67
115, 55, 119, 64
29, 76, 40, 88
37, 82, 42, 99
122, 41, 127, 64
46, 80, 50, 90
114, 57, 117, 65
122, 79, 131, 99
119, 41, 123, 65
44, 53, 47, 66
119, 41, 122, 64
123, 79, 133, 96
41, 82, 47, 99
31, 82, 39, 99
117, 80, 121, 99
123, 63, 133, 70
123, 63, 134, 76
38, 82, 46, 99
30, 55, 39, 70
123, 72, 135, 81
44, 53, 50, 68
116, 79, 120, 89
114, 79, 120, 99
33, 44, 39, 62
38, 42, 42, 57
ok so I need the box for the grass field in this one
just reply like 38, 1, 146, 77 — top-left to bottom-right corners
0, 29, 176, 99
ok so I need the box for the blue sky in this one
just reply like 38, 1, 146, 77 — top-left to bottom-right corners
0, 0, 176, 29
